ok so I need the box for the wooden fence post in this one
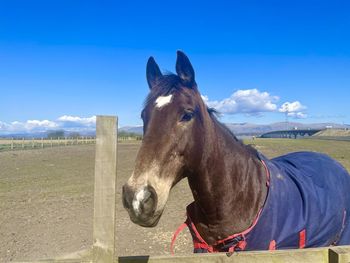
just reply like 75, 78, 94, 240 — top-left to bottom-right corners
11, 138, 14, 150
93, 116, 117, 263
329, 247, 350, 263
41, 138, 44, 148
22, 138, 24, 149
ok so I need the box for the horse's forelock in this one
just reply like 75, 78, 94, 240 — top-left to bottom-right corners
143, 74, 181, 109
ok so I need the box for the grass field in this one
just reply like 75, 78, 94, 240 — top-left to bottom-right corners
0, 138, 349, 261
247, 138, 350, 171
315, 128, 350, 137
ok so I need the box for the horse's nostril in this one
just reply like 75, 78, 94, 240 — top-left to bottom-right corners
142, 190, 151, 203
139, 191, 155, 215
139, 186, 157, 215
122, 184, 132, 209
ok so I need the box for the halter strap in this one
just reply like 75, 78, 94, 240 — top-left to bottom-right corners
170, 222, 188, 255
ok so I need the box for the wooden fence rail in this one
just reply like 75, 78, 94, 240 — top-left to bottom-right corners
0, 137, 96, 151
0, 136, 141, 151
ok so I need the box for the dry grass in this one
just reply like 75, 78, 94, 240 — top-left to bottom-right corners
246, 138, 350, 171
314, 129, 350, 137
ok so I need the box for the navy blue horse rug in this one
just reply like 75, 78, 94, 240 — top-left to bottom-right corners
172, 151, 350, 253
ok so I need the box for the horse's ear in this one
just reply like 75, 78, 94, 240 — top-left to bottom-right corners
146, 56, 162, 89
176, 51, 195, 87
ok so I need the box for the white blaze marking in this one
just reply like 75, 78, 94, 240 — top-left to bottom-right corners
155, 94, 173, 108
132, 188, 146, 215
132, 187, 151, 216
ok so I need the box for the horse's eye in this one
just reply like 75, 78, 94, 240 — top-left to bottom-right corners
181, 111, 194, 122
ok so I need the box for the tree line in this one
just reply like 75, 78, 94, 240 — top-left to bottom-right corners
46, 130, 83, 139
46, 130, 142, 139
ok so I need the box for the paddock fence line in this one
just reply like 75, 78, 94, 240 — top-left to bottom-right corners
118, 135, 142, 142
0, 137, 96, 151
0, 136, 142, 151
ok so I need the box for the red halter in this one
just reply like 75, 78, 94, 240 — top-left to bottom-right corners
170, 160, 270, 255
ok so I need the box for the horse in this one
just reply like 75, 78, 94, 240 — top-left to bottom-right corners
122, 51, 350, 253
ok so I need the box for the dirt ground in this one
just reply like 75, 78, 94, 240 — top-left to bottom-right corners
0, 143, 193, 262
1, 139, 350, 261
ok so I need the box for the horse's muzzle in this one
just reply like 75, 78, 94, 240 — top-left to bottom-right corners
122, 184, 159, 227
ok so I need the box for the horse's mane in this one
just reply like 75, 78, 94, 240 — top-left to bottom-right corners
208, 109, 259, 157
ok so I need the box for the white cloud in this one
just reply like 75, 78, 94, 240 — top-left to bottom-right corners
57, 115, 96, 128
278, 101, 307, 119
202, 89, 278, 115
26, 120, 58, 129
278, 101, 306, 113
0, 115, 96, 135
0, 121, 11, 130
57, 115, 96, 125
1, 120, 58, 133
202, 90, 308, 119
287, 112, 308, 119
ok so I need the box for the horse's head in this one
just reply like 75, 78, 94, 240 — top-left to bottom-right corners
122, 51, 210, 227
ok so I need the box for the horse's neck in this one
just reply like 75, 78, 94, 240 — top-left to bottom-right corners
187, 121, 267, 245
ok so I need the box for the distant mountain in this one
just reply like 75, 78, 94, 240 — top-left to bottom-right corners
225, 122, 350, 136
0, 130, 96, 139
2, 122, 349, 138
119, 125, 143, 135
315, 129, 350, 137
0, 132, 47, 139
118, 122, 350, 136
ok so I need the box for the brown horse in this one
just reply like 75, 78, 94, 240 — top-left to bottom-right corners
122, 51, 268, 246
122, 51, 350, 252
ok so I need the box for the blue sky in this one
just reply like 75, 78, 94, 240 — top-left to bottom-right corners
1, 0, 349, 133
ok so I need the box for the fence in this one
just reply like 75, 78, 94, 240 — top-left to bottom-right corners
118, 136, 142, 141
13, 116, 350, 263
0, 137, 96, 151
0, 136, 142, 152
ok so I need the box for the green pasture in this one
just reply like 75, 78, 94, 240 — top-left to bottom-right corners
245, 138, 350, 172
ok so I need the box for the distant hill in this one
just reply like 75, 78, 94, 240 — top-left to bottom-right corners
2, 122, 349, 138
0, 130, 96, 139
117, 122, 350, 136
314, 128, 350, 137
119, 126, 143, 135
226, 122, 350, 136
0, 132, 46, 139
